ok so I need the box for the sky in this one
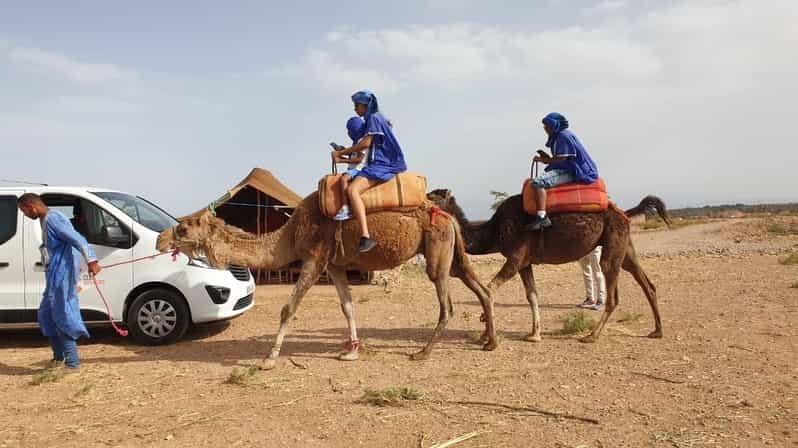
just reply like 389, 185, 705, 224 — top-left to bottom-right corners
1, 0, 796, 219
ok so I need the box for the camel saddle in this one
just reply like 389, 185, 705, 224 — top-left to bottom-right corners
319, 172, 428, 218
522, 178, 609, 215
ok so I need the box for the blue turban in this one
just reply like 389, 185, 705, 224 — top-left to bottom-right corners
542, 112, 569, 148
351, 90, 379, 124
346, 116, 366, 142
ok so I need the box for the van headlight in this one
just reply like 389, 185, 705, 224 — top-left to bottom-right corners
188, 257, 212, 269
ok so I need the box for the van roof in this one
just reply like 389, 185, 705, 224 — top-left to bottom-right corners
0, 186, 125, 195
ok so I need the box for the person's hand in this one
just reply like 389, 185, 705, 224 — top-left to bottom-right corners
331, 151, 339, 162
87, 261, 101, 277
533, 155, 543, 162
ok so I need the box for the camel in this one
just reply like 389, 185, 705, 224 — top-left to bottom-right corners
155, 192, 496, 369
427, 189, 669, 343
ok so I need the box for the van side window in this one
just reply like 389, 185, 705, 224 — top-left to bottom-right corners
40, 194, 136, 249
0, 196, 17, 245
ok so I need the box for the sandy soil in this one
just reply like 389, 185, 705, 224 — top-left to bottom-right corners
1, 217, 796, 447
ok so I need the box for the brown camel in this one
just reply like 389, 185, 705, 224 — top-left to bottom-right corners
156, 192, 496, 369
427, 189, 669, 343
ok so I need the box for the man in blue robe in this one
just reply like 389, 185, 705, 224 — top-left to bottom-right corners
525, 112, 599, 231
17, 193, 101, 369
331, 90, 408, 252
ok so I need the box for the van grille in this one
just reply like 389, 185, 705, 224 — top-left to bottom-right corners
228, 265, 251, 282
233, 294, 254, 310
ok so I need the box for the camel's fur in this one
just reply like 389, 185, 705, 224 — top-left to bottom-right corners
156, 192, 495, 367
427, 189, 668, 342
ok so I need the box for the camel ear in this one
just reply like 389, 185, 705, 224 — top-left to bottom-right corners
442, 189, 452, 199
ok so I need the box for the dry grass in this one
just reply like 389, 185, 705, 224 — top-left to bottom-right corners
359, 387, 424, 407
561, 312, 595, 335
225, 365, 260, 386
778, 253, 798, 266
767, 222, 798, 235
30, 362, 65, 385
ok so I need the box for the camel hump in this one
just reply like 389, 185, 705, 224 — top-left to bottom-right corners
522, 178, 609, 215
318, 172, 428, 218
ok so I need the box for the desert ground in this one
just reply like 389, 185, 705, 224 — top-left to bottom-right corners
1, 216, 796, 447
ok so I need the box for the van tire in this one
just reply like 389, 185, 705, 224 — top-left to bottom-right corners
126, 288, 190, 345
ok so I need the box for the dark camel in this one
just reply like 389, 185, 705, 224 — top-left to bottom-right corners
427, 189, 669, 343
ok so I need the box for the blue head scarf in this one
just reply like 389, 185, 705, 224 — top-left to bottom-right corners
351, 90, 379, 124
346, 116, 366, 143
542, 112, 569, 148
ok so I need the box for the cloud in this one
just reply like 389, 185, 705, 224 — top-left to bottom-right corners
7, 46, 138, 84
582, 1, 626, 15
263, 0, 797, 213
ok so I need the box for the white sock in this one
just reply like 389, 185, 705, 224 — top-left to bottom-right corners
537, 210, 546, 219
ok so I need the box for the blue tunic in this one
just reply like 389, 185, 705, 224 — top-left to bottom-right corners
40, 211, 97, 340
545, 129, 599, 184
357, 112, 407, 182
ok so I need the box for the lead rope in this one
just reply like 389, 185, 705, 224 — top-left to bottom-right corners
90, 249, 180, 337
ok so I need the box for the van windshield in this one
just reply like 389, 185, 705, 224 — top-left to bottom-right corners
92, 191, 178, 233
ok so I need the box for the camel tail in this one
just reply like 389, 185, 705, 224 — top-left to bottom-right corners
625, 195, 671, 226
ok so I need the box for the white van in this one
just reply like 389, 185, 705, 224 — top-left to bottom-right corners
0, 186, 255, 345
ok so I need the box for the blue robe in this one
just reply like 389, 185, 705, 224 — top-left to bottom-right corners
358, 112, 407, 181
39, 210, 97, 340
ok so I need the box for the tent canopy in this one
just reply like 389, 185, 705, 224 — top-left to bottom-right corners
186, 168, 303, 218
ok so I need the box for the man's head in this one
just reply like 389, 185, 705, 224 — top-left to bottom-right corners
17, 193, 47, 220
542, 112, 569, 136
351, 90, 378, 119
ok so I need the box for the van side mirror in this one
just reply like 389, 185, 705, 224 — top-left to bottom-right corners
102, 225, 128, 245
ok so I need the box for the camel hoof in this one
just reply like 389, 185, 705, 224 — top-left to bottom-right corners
523, 333, 542, 343
647, 330, 663, 339
410, 351, 430, 361
482, 340, 498, 351
338, 351, 360, 361
259, 358, 277, 370
579, 335, 598, 344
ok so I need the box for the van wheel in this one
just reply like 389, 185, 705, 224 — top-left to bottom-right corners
126, 288, 190, 345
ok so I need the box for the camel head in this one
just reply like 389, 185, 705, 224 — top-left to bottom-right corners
427, 188, 465, 220
156, 210, 252, 269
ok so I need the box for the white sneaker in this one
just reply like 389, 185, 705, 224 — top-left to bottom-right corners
333, 205, 352, 221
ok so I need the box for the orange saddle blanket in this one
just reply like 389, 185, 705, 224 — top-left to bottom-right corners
522, 178, 609, 215
319, 172, 428, 218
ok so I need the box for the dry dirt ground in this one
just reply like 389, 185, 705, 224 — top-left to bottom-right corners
1, 217, 797, 447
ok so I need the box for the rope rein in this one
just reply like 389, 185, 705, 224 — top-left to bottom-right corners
89, 249, 181, 337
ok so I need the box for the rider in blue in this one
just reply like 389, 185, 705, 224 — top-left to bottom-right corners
525, 112, 599, 231
331, 90, 407, 252
17, 193, 102, 370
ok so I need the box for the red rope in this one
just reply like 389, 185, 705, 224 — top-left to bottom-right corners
100, 249, 179, 269
89, 249, 181, 337
91, 275, 128, 337
430, 206, 448, 225
344, 339, 363, 352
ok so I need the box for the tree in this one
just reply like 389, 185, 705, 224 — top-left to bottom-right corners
489, 191, 509, 211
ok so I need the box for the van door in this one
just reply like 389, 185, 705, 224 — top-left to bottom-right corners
25, 194, 135, 323
0, 192, 26, 323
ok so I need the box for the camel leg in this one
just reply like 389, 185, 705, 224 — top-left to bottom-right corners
327, 266, 361, 361
450, 264, 497, 351
412, 231, 456, 361
623, 246, 663, 338
518, 265, 542, 342
261, 259, 324, 369
581, 257, 621, 343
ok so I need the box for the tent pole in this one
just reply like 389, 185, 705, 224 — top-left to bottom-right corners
256, 190, 262, 284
